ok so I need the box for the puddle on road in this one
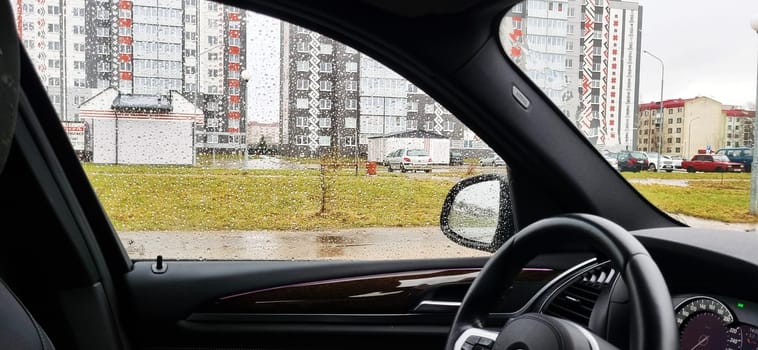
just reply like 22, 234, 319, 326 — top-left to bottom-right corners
119, 228, 489, 260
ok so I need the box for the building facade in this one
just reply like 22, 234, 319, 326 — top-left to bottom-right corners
247, 121, 280, 146
278, 24, 485, 158
500, 0, 642, 150
723, 109, 756, 148
279, 24, 361, 157
637, 96, 725, 157
11, 0, 247, 152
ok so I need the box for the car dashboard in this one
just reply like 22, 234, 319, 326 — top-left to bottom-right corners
526, 226, 758, 350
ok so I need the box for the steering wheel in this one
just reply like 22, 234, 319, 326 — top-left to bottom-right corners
444, 213, 678, 350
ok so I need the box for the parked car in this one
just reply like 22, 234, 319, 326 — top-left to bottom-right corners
645, 152, 674, 172
449, 151, 465, 166
667, 155, 684, 170
602, 152, 619, 170
715, 147, 753, 172
615, 151, 649, 172
386, 148, 433, 173
479, 154, 506, 166
682, 154, 744, 172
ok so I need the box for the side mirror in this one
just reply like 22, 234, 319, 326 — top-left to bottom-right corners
439, 173, 515, 252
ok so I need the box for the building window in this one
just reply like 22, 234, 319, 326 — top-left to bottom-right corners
229, 54, 240, 63
344, 117, 357, 128
319, 118, 331, 128
296, 61, 309, 71
208, 53, 219, 61
48, 59, 61, 69
320, 62, 333, 73
208, 69, 219, 77
676, 137, 681, 143
676, 117, 682, 123
407, 119, 417, 130
346, 99, 357, 110
47, 5, 60, 14
319, 81, 332, 91
296, 79, 308, 90
296, 98, 308, 109
296, 117, 308, 127
344, 136, 356, 146
675, 147, 681, 153
345, 62, 358, 72
295, 135, 308, 145
676, 127, 682, 133
47, 41, 61, 51
345, 80, 357, 91
48, 78, 61, 86
320, 44, 333, 55
444, 120, 454, 131
565, 58, 573, 68
296, 41, 309, 52
319, 136, 331, 146
408, 101, 418, 112
319, 99, 332, 110
566, 41, 574, 51
424, 104, 434, 114
119, 26, 131, 36
228, 86, 240, 95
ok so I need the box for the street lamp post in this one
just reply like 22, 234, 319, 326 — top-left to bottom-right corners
749, 14, 758, 214
644, 50, 664, 171
241, 69, 252, 169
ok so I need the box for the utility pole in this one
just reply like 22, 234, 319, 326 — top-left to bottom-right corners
644, 50, 664, 171
749, 14, 758, 214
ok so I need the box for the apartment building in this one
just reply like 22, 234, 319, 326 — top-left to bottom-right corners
723, 109, 756, 148
500, 0, 642, 149
637, 96, 724, 157
11, 0, 247, 152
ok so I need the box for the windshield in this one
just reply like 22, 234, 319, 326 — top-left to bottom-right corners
500, 0, 758, 230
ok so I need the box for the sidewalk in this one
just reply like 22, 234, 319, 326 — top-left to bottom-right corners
667, 213, 758, 232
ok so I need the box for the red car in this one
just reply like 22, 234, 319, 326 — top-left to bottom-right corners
682, 154, 743, 172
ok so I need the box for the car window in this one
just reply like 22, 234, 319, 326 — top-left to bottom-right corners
407, 149, 428, 156
500, 0, 758, 229
18, 2, 514, 260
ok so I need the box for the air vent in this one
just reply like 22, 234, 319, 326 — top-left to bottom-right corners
543, 263, 616, 327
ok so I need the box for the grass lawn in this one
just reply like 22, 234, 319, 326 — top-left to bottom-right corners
82, 163, 758, 231
84, 163, 455, 231
632, 180, 758, 223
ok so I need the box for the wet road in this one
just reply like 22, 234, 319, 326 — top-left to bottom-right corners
120, 227, 490, 260
119, 214, 758, 261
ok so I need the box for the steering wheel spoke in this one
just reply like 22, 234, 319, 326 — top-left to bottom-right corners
453, 327, 499, 350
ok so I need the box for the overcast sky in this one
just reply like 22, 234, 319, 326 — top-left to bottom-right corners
244, 1, 758, 123
636, 0, 758, 107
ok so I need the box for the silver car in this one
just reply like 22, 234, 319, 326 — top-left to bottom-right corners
479, 154, 506, 166
386, 148, 433, 173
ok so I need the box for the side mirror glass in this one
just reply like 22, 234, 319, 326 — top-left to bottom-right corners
439, 173, 515, 252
